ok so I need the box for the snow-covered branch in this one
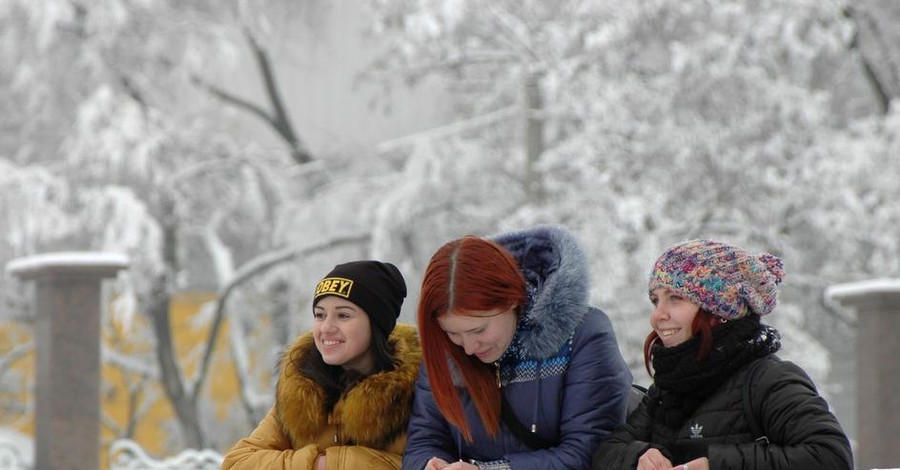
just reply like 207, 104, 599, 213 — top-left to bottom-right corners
190, 233, 371, 397
376, 106, 518, 153
0, 343, 33, 378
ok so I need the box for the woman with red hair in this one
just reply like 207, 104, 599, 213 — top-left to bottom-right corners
402, 225, 632, 470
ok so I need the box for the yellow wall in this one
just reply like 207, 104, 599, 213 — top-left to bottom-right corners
1, 291, 244, 469
0, 322, 32, 435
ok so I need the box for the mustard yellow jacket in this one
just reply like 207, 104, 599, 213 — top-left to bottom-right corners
222, 324, 421, 470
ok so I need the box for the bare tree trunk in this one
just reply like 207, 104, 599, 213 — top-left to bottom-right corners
243, 29, 314, 165
523, 72, 545, 203
192, 30, 314, 166
844, 6, 894, 115
270, 280, 291, 363
123, 383, 141, 439
192, 234, 371, 412
146, 196, 205, 449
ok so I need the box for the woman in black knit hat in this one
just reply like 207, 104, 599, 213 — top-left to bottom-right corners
222, 260, 422, 470
593, 239, 852, 470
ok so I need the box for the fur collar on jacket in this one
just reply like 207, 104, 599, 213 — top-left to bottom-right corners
491, 224, 591, 358
274, 323, 421, 448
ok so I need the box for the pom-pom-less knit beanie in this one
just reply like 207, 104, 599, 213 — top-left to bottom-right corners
314, 260, 407, 338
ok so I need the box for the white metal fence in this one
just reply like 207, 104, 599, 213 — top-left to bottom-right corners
108, 440, 223, 470
0, 432, 31, 470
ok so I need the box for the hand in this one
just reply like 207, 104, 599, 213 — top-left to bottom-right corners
425, 457, 450, 470
637, 448, 672, 470
441, 462, 477, 470
316, 453, 326, 470
670, 457, 710, 470
425, 458, 478, 470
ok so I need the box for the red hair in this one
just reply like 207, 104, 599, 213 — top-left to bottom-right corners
642, 309, 723, 377
418, 236, 527, 442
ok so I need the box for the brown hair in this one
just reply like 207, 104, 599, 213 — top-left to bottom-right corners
417, 236, 527, 442
642, 309, 722, 377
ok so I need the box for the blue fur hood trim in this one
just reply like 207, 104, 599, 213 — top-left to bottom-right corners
490, 224, 590, 358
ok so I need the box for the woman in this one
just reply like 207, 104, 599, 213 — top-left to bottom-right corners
222, 260, 421, 470
593, 239, 852, 470
402, 225, 633, 470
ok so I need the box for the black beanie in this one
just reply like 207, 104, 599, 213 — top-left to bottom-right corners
313, 260, 407, 338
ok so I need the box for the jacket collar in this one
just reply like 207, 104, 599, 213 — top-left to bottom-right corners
275, 324, 421, 447
491, 224, 590, 358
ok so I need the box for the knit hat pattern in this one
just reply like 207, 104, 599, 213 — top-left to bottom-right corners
314, 260, 407, 338
649, 239, 785, 320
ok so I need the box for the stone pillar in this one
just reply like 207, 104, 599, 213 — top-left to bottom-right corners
6, 252, 128, 470
826, 279, 900, 470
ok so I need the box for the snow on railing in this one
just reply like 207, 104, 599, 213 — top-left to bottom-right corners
108, 439, 223, 470
0, 430, 32, 470
0, 442, 29, 470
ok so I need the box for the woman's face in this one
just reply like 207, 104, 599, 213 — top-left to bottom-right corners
313, 296, 375, 374
650, 287, 700, 348
437, 306, 518, 363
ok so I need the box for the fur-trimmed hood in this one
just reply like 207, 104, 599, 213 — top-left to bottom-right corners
491, 224, 591, 358
274, 323, 421, 448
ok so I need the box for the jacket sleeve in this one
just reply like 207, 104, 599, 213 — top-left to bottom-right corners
506, 309, 633, 469
592, 388, 656, 470
708, 359, 853, 470
221, 407, 319, 470
401, 365, 458, 470
325, 445, 401, 469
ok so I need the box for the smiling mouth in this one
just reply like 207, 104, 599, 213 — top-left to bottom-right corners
321, 339, 342, 346
657, 329, 680, 338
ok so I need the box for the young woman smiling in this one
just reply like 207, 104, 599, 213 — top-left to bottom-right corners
593, 239, 852, 470
223, 261, 421, 470
402, 225, 632, 470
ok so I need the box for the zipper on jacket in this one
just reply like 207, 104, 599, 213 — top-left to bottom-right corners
494, 361, 501, 388
531, 360, 541, 434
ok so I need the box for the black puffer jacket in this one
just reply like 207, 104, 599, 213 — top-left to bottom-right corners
593, 355, 852, 469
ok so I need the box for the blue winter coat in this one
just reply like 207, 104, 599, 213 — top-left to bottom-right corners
402, 225, 633, 470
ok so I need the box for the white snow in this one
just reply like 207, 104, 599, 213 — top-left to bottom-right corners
0, 427, 33, 467
825, 279, 900, 302
6, 251, 129, 276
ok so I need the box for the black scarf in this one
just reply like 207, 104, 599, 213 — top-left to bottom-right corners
648, 315, 781, 429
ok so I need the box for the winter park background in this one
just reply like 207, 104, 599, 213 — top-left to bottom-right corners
1, 0, 899, 468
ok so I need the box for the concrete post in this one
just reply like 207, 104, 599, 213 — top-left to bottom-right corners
826, 279, 900, 470
6, 252, 128, 470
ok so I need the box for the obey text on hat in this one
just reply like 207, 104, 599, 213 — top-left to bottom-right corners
315, 277, 353, 299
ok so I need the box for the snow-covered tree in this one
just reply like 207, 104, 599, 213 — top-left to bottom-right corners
0, 0, 350, 452
364, 0, 900, 386
2, 0, 898, 456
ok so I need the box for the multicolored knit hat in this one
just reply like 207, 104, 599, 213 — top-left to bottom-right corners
649, 239, 785, 320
